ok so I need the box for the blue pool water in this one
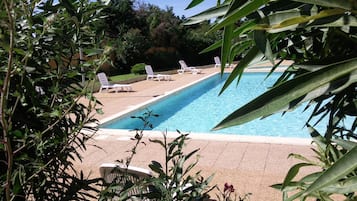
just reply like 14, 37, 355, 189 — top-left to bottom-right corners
103, 73, 331, 138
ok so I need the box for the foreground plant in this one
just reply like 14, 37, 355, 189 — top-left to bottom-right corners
0, 0, 107, 200
186, 0, 356, 200
100, 112, 214, 201
272, 126, 357, 200
215, 183, 251, 201
146, 132, 214, 201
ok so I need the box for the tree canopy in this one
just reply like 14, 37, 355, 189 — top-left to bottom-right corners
99, 0, 221, 75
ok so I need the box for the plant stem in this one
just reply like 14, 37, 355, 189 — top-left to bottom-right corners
2, 0, 15, 200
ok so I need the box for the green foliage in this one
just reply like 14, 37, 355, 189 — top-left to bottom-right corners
145, 133, 214, 201
181, 22, 222, 66
145, 47, 181, 70
99, 0, 222, 74
131, 63, 146, 75
272, 127, 357, 200
0, 0, 107, 200
99, 111, 214, 201
187, 0, 356, 200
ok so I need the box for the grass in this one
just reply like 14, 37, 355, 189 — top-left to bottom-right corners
109, 73, 145, 82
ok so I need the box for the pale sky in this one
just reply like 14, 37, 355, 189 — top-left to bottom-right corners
140, 0, 216, 17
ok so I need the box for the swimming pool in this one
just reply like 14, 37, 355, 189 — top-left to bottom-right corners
102, 72, 336, 139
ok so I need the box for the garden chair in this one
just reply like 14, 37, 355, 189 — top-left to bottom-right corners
214, 56, 234, 68
178, 60, 201, 74
145, 65, 171, 81
100, 163, 152, 199
97, 72, 133, 92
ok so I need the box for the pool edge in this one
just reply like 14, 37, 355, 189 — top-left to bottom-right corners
96, 129, 312, 146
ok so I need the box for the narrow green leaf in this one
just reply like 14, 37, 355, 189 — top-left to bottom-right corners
221, 24, 234, 74
149, 139, 165, 148
200, 40, 222, 54
200, 20, 256, 54
309, 15, 357, 28
214, 58, 357, 130
288, 153, 318, 165
229, 40, 253, 61
303, 146, 357, 196
256, 8, 347, 33
332, 138, 357, 151
308, 126, 328, 152
321, 176, 357, 194
282, 163, 313, 190
149, 161, 164, 175
186, 0, 204, 9
232, 20, 257, 38
184, 4, 229, 25
253, 30, 274, 64
218, 45, 262, 95
299, 172, 322, 184
209, 0, 269, 33
292, 0, 354, 10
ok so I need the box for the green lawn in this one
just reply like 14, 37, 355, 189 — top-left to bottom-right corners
109, 73, 145, 82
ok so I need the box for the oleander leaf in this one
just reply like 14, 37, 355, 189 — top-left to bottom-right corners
218, 45, 262, 95
332, 138, 357, 151
186, 0, 204, 9
281, 163, 313, 190
214, 59, 357, 130
220, 24, 234, 74
302, 146, 357, 196
292, 0, 355, 10
209, 0, 269, 33
320, 176, 357, 194
184, 3, 229, 25
253, 30, 274, 64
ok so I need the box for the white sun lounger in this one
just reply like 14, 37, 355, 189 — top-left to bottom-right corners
178, 60, 201, 74
99, 163, 152, 199
214, 56, 234, 68
97, 72, 133, 92
145, 65, 171, 81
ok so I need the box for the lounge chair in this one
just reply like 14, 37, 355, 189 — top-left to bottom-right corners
178, 60, 201, 74
97, 72, 133, 92
145, 65, 171, 81
100, 163, 196, 200
99, 163, 152, 199
214, 56, 234, 68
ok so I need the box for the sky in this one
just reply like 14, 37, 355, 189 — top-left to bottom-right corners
141, 0, 216, 18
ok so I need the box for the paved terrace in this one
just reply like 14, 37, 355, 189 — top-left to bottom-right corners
75, 64, 317, 201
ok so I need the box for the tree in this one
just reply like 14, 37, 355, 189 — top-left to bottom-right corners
100, 0, 222, 74
180, 21, 221, 66
187, 0, 357, 200
0, 0, 107, 200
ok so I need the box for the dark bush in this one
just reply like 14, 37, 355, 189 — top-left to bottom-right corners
145, 47, 181, 70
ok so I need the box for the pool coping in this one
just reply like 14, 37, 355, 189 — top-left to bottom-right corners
97, 128, 312, 145
97, 66, 313, 145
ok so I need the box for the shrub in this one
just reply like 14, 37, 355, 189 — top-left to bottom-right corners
145, 47, 181, 70
0, 0, 106, 200
99, 111, 214, 201
131, 63, 146, 74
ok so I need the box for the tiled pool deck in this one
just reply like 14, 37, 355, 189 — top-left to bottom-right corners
75, 64, 318, 200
